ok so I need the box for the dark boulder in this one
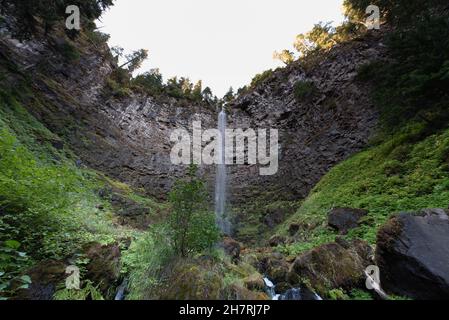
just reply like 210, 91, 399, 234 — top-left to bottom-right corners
275, 282, 292, 294
376, 209, 449, 300
159, 259, 224, 300
328, 207, 368, 234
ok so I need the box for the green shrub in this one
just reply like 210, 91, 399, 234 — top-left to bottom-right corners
168, 165, 220, 257
0, 93, 122, 262
56, 41, 80, 62
328, 288, 350, 300
123, 166, 221, 299
0, 240, 32, 300
350, 289, 374, 300
121, 224, 174, 300
86, 30, 110, 45
0, 128, 118, 259
250, 69, 273, 88
356, 14, 449, 131
278, 124, 449, 251
294, 81, 317, 102
106, 78, 132, 98
53, 280, 104, 300
132, 70, 164, 96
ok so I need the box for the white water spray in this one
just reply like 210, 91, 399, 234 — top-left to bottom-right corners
215, 109, 230, 234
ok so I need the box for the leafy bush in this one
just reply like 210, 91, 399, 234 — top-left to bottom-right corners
349, 289, 373, 300
0, 240, 31, 299
168, 166, 220, 257
293, 81, 317, 102
279, 123, 449, 253
0, 92, 121, 263
86, 30, 111, 45
55, 41, 80, 62
121, 225, 174, 300
294, 22, 336, 57
355, 5, 449, 130
123, 166, 220, 299
131, 70, 164, 96
250, 69, 273, 88
53, 280, 104, 300
1, 0, 113, 39
328, 288, 350, 300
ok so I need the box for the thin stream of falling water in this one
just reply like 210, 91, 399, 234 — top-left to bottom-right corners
215, 109, 230, 235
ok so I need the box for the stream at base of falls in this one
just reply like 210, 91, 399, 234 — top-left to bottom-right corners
263, 277, 323, 301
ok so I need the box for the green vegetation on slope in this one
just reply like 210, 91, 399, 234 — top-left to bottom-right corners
273, 0, 449, 257
0, 91, 123, 258
122, 166, 221, 299
277, 122, 449, 255
0, 89, 151, 299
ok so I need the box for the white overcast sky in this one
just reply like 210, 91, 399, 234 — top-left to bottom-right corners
98, 0, 345, 97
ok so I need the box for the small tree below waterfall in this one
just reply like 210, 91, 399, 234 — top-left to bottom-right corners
168, 165, 219, 257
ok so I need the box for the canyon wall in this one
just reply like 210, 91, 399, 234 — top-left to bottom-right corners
1, 23, 385, 206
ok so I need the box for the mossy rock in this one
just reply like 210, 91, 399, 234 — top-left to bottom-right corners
159, 260, 223, 300
243, 273, 265, 291
289, 239, 373, 297
222, 284, 269, 300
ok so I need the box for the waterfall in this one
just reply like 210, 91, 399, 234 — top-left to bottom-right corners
263, 277, 280, 300
215, 109, 230, 235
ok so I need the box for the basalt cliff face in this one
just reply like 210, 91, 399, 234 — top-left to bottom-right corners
227, 31, 385, 204
1, 21, 385, 213
0, 25, 217, 199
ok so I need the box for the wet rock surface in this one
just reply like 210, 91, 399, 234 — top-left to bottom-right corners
376, 209, 449, 300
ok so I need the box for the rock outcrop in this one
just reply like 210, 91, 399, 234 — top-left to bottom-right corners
227, 31, 385, 205
376, 209, 449, 300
